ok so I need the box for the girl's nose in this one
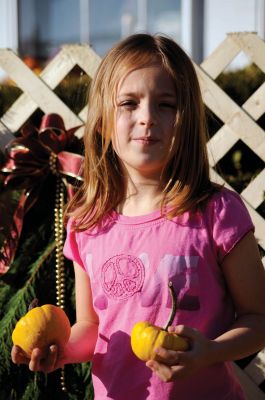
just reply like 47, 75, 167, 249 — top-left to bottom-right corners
138, 103, 157, 127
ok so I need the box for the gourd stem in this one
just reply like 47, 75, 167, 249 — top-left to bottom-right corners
163, 282, 177, 331
28, 298, 39, 311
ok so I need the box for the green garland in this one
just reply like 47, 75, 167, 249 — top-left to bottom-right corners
0, 175, 93, 400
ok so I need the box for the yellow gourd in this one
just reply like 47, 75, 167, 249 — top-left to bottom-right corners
12, 299, 71, 357
131, 282, 189, 361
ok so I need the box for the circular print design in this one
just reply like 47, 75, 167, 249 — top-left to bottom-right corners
101, 254, 145, 300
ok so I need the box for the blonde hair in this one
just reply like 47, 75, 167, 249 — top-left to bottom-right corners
65, 33, 217, 230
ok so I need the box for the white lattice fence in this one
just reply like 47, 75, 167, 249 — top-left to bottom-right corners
198, 32, 265, 268
0, 32, 265, 399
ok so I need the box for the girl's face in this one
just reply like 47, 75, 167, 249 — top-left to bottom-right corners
112, 65, 177, 180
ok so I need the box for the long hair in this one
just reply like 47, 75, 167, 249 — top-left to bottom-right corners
65, 33, 217, 230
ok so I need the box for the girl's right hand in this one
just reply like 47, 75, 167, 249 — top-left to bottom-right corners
146, 325, 215, 382
11, 344, 65, 373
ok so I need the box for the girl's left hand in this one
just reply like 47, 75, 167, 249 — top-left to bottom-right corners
146, 325, 215, 382
11, 344, 65, 373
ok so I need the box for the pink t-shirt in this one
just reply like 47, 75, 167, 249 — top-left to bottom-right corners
64, 188, 254, 400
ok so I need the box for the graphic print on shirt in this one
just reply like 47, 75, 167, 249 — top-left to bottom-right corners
101, 254, 145, 300
87, 253, 145, 309
86, 253, 200, 311
140, 254, 200, 311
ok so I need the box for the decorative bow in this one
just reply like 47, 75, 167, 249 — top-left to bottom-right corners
0, 114, 84, 274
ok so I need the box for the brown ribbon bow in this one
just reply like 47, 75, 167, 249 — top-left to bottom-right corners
0, 113, 84, 274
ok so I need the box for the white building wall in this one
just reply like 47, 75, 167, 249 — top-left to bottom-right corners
0, 0, 264, 65
204, 0, 265, 64
0, 0, 18, 51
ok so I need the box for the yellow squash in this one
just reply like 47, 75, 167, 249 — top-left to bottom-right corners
12, 302, 71, 357
131, 282, 189, 361
131, 321, 188, 361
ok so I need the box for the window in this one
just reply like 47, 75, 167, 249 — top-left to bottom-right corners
18, 0, 80, 60
18, 0, 181, 61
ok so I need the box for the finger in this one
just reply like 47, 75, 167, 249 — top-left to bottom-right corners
29, 348, 46, 372
41, 345, 58, 373
154, 347, 181, 366
11, 345, 30, 365
170, 363, 188, 379
147, 359, 189, 381
146, 360, 174, 382
168, 325, 200, 341
54, 346, 65, 369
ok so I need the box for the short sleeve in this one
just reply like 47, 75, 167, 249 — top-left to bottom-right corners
63, 218, 85, 269
210, 189, 255, 263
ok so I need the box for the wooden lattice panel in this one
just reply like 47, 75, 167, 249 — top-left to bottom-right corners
198, 33, 265, 398
0, 44, 101, 136
0, 32, 265, 399
198, 32, 265, 266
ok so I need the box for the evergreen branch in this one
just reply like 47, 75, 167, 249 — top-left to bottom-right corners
1, 240, 56, 330
26, 240, 56, 287
20, 373, 44, 400
0, 241, 56, 378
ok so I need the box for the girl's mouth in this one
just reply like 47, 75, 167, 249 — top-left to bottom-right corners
134, 137, 158, 145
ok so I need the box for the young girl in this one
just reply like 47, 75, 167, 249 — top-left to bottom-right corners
12, 33, 265, 400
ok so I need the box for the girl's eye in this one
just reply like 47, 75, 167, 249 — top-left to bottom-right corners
119, 100, 137, 109
159, 102, 176, 109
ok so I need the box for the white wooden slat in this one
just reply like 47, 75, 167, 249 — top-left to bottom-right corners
247, 206, 265, 252
1, 91, 37, 133
230, 32, 265, 73
210, 168, 265, 256
200, 34, 241, 79
0, 45, 99, 133
78, 106, 88, 122
74, 125, 85, 138
0, 47, 77, 132
196, 64, 265, 162
233, 363, 265, 400
0, 120, 14, 150
197, 65, 235, 122
2, 93, 86, 138
0, 47, 84, 132
244, 349, 265, 386
243, 81, 265, 121
241, 170, 265, 209
228, 111, 265, 160
0, 49, 82, 129
207, 124, 238, 166
62, 44, 101, 78
39, 46, 77, 87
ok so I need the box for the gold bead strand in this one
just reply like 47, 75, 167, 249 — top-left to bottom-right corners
55, 178, 66, 309
54, 176, 67, 392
